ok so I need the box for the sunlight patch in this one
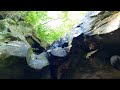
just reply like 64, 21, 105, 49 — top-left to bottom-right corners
46, 19, 63, 29
47, 11, 62, 19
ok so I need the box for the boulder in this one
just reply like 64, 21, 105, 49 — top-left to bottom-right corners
50, 47, 68, 57
110, 55, 120, 70
26, 48, 49, 70
0, 41, 30, 60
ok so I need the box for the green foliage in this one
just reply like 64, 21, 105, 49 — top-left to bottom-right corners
21, 11, 85, 44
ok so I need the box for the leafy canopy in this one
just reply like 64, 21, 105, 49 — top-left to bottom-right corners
23, 11, 85, 44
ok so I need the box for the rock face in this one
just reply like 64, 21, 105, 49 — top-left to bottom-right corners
60, 25, 120, 79
55, 11, 120, 79
0, 41, 29, 59
0, 11, 120, 79
0, 13, 51, 79
80, 11, 120, 35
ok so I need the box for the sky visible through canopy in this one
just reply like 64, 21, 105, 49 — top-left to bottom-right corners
26, 11, 86, 44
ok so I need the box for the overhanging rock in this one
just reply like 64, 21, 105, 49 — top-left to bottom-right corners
0, 41, 30, 60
